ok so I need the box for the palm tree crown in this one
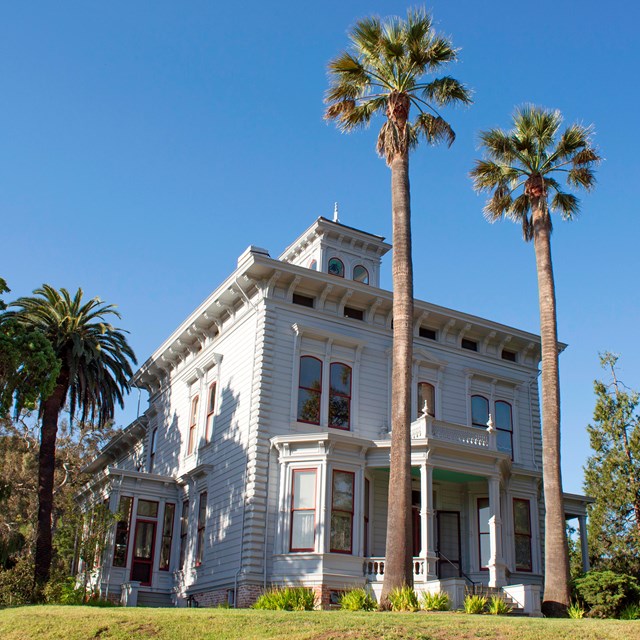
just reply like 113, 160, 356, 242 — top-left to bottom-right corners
8, 285, 136, 424
471, 105, 601, 239
324, 8, 472, 162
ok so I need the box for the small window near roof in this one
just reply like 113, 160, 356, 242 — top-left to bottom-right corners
344, 307, 364, 321
419, 327, 437, 340
328, 258, 344, 277
353, 265, 369, 284
461, 338, 478, 352
292, 293, 314, 308
309, 259, 317, 271
502, 349, 517, 362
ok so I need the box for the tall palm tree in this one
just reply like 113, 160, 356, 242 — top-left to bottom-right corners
325, 8, 471, 601
470, 105, 600, 616
6, 285, 136, 593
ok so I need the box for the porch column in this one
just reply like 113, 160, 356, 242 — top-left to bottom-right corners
420, 462, 437, 579
578, 515, 590, 573
487, 476, 507, 587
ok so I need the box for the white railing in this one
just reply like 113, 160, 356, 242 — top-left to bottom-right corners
364, 557, 426, 582
407, 415, 496, 450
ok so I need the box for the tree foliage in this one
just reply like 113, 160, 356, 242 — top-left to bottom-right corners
0, 279, 59, 416
584, 353, 640, 575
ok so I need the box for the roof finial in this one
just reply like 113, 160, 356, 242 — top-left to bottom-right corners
333, 202, 339, 223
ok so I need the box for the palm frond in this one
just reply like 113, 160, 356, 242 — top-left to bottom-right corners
421, 76, 472, 107
551, 191, 580, 220
483, 187, 512, 222
478, 129, 517, 163
412, 113, 455, 147
567, 166, 597, 190
351, 17, 383, 62
572, 147, 601, 167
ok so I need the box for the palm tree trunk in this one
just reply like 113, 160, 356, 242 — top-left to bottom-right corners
381, 149, 414, 604
34, 368, 69, 597
532, 205, 570, 616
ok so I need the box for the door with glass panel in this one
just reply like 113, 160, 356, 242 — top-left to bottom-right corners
130, 499, 159, 586
436, 511, 461, 578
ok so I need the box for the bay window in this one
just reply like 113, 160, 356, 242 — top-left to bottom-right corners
159, 503, 175, 570
477, 497, 490, 570
195, 492, 207, 566
513, 499, 532, 571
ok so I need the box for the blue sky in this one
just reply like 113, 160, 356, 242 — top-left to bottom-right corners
2, 1, 638, 493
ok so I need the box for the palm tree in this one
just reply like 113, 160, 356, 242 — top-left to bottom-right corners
325, 8, 471, 601
6, 285, 136, 593
470, 105, 600, 616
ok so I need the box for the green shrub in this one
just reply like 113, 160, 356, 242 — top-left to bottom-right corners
0, 556, 34, 606
487, 595, 511, 615
567, 601, 586, 619
388, 585, 419, 612
421, 590, 450, 611
574, 570, 640, 618
463, 594, 487, 614
619, 603, 640, 620
252, 586, 316, 611
339, 588, 376, 611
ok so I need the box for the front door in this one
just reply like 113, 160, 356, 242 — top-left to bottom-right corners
436, 511, 461, 578
130, 519, 156, 586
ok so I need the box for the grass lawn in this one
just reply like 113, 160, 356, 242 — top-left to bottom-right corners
0, 606, 638, 640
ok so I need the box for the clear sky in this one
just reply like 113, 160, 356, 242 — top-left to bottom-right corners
2, 1, 638, 494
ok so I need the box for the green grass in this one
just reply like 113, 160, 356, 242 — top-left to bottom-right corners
0, 606, 637, 640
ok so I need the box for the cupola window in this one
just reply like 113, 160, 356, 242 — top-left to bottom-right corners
328, 258, 344, 278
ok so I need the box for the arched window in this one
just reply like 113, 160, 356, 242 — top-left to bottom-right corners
187, 395, 199, 454
328, 257, 344, 277
205, 382, 217, 442
471, 395, 489, 428
329, 362, 352, 429
417, 382, 435, 417
297, 356, 322, 424
495, 400, 513, 457
353, 265, 369, 284
309, 259, 317, 271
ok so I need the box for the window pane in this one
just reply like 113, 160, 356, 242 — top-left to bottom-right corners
495, 401, 512, 431
137, 500, 158, 518
113, 496, 133, 567
515, 534, 532, 570
190, 396, 199, 425
329, 395, 350, 428
198, 494, 207, 527
514, 500, 531, 534
480, 533, 491, 569
297, 389, 321, 423
208, 384, 216, 413
418, 383, 435, 417
478, 498, 490, 534
330, 513, 353, 552
293, 471, 315, 509
353, 265, 369, 284
471, 396, 489, 426
299, 357, 321, 389
497, 430, 513, 455
330, 363, 351, 396
291, 512, 315, 549
134, 522, 155, 559
328, 258, 344, 277
332, 472, 354, 511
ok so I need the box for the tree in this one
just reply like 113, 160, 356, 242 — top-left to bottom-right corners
0, 279, 59, 416
470, 105, 601, 615
584, 353, 640, 575
5, 285, 136, 594
325, 8, 471, 601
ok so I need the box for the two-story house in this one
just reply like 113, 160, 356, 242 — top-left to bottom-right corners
78, 216, 591, 613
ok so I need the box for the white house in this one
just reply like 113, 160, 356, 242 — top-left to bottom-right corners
78, 216, 590, 613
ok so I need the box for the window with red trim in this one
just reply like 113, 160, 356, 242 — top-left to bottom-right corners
329, 363, 351, 429
290, 469, 316, 551
205, 383, 217, 443
179, 500, 189, 569
188, 395, 199, 455
159, 503, 175, 570
195, 492, 207, 566
330, 470, 354, 553
363, 478, 370, 557
513, 499, 532, 571
297, 356, 322, 424
417, 382, 435, 417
